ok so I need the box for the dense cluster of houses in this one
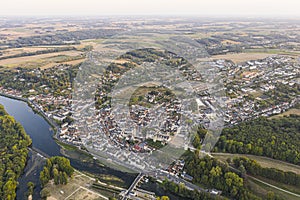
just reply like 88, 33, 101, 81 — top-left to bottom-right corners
215, 56, 299, 125
0, 55, 299, 162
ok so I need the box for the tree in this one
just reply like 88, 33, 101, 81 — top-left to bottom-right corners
27, 182, 35, 196
184, 153, 257, 199
267, 191, 275, 200
53, 168, 59, 185
157, 196, 170, 200
40, 188, 50, 200
3, 179, 17, 200
214, 116, 300, 165
40, 171, 49, 187
233, 156, 300, 186
0, 105, 32, 200
40, 156, 74, 187
193, 134, 201, 149
178, 182, 185, 193
238, 164, 246, 177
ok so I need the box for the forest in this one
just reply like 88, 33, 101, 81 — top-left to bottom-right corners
0, 104, 32, 200
184, 152, 261, 200
214, 115, 300, 165
2, 29, 120, 48
39, 156, 74, 188
232, 157, 300, 186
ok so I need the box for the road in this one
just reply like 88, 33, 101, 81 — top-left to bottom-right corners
148, 169, 205, 192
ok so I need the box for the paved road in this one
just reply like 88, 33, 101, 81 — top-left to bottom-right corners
147, 169, 207, 192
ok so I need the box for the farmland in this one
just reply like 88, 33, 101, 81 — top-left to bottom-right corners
210, 52, 273, 63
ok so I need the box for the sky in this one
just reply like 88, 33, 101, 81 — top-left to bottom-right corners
0, 0, 300, 16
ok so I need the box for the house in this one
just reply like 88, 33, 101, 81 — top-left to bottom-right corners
53, 114, 66, 121
210, 189, 222, 195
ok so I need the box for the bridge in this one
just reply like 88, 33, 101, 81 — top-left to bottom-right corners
121, 172, 144, 200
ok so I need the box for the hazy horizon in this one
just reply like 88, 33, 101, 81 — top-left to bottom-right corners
1, 0, 300, 17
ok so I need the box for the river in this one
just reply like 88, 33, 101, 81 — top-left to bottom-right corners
0, 95, 135, 200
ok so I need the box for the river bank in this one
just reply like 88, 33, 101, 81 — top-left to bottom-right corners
0, 92, 59, 133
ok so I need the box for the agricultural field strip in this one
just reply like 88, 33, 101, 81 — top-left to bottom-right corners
0, 51, 81, 66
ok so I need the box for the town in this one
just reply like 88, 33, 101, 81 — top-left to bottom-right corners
0, 51, 299, 172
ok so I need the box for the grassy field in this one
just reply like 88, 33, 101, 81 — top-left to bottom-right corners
0, 50, 83, 69
214, 153, 300, 198
269, 108, 300, 119
244, 48, 300, 56
129, 85, 175, 108
86, 147, 137, 173
254, 176, 300, 195
246, 177, 300, 200
59, 187, 102, 200
212, 153, 300, 174
210, 52, 273, 63
0, 22, 83, 41
44, 171, 106, 200
56, 140, 99, 166
39, 56, 86, 70
55, 139, 82, 151
0, 39, 101, 70
0, 47, 53, 58
45, 169, 126, 200
221, 39, 241, 45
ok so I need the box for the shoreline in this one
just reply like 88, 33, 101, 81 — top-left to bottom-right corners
0, 92, 78, 153
0, 92, 59, 135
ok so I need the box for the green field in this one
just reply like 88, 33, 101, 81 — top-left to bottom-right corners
212, 153, 300, 174
244, 48, 300, 56
253, 176, 300, 195
247, 177, 300, 200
